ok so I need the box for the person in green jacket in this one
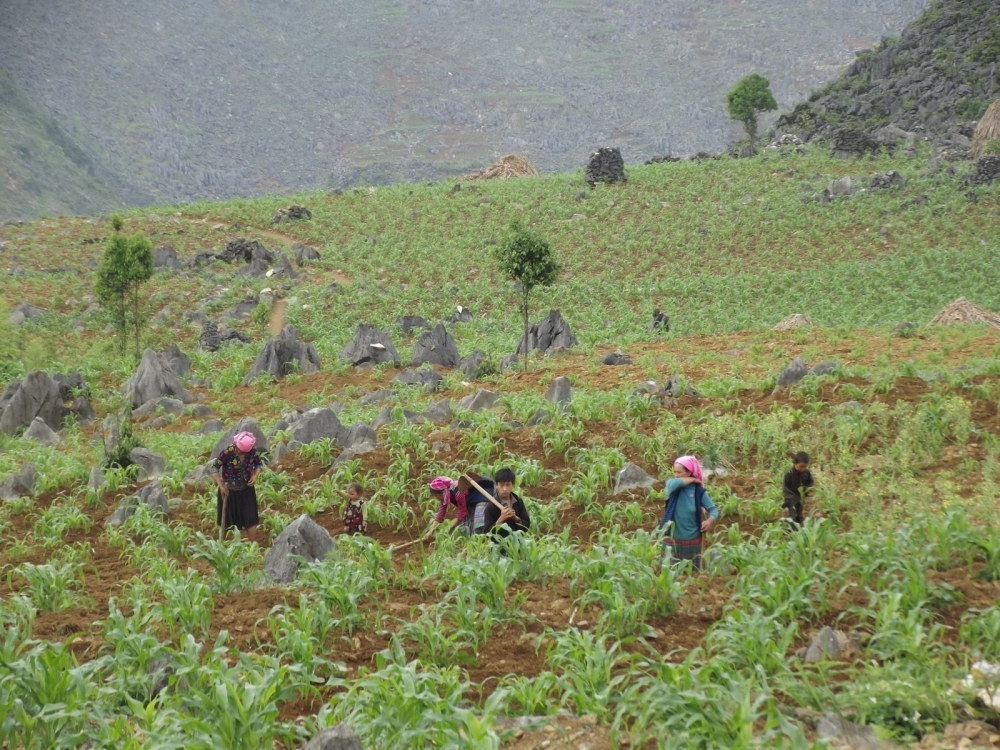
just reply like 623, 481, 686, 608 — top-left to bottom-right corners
653, 455, 719, 574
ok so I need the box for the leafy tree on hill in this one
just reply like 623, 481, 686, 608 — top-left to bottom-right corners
94, 215, 153, 361
493, 221, 562, 371
727, 73, 778, 149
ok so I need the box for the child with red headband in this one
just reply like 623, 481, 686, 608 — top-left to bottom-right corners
212, 430, 264, 543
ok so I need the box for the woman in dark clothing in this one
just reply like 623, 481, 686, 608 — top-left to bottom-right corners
481, 468, 530, 538
782, 451, 814, 529
212, 431, 264, 542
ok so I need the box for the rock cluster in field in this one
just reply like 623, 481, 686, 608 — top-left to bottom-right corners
585, 147, 627, 186
271, 204, 312, 224
243, 324, 321, 384
0, 370, 93, 435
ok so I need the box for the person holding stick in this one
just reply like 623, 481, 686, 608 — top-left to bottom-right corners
481, 468, 530, 539
212, 431, 264, 543
421, 476, 469, 542
653, 456, 717, 573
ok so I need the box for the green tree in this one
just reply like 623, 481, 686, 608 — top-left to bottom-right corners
94, 216, 153, 361
492, 222, 562, 371
726, 73, 778, 148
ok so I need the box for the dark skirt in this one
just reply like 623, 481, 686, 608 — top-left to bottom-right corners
217, 486, 259, 531
660, 535, 703, 570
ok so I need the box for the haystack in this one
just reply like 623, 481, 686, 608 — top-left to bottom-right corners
773, 314, 812, 332
929, 297, 1000, 330
463, 154, 538, 181
971, 99, 1000, 159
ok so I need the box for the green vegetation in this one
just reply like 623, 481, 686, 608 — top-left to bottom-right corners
94, 216, 154, 361
493, 222, 562, 370
727, 73, 778, 148
0, 146, 999, 747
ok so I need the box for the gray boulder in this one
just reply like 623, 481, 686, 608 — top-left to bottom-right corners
392, 367, 443, 393
370, 406, 394, 430
270, 441, 290, 465
891, 321, 916, 337
186, 404, 215, 418
457, 389, 499, 412
125, 349, 194, 409
869, 171, 903, 190
601, 350, 632, 366
423, 399, 453, 422
264, 514, 338, 584
270, 251, 298, 280
243, 325, 321, 384
293, 243, 321, 266
333, 442, 376, 466
358, 389, 392, 406
412, 323, 460, 369
106, 480, 169, 526
446, 306, 473, 324
152, 245, 182, 271
0, 371, 66, 435
24, 417, 61, 446
839, 400, 863, 412
0, 463, 36, 500
134, 397, 186, 417
810, 361, 840, 377
87, 466, 105, 492
816, 713, 893, 750
774, 357, 809, 391
301, 725, 362, 750
458, 350, 489, 381
289, 408, 345, 448
500, 353, 519, 372
613, 463, 656, 495
9, 302, 45, 327
70, 396, 95, 424
397, 315, 431, 335
130, 448, 166, 479
210, 418, 269, 461
219, 237, 274, 265
516, 310, 578, 356
665, 375, 699, 399
222, 295, 260, 322
344, 423, 377, 448
545, 376, 572, 411
804, 626, 844, 663
824, 176, 859, 200
199, 419, 226, 434
183, 463, 215, 487
339, 324, 401, 368
200, 321, 222, 352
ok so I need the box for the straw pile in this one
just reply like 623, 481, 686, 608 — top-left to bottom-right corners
971, 99, 1000, 160
929, 297, 1000, 330
773, 314, 812, 331
463, 154, 539, 181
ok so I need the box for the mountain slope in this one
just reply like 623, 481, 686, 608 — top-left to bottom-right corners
777, 0, 1000, 145
0, 0, 927, 213
0, 67, 124, 221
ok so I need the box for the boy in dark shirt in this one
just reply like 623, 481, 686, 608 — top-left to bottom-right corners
482, 467, 530, 538
782, 451, 814, 529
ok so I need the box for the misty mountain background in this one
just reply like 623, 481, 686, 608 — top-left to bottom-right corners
0, 0, 929, 220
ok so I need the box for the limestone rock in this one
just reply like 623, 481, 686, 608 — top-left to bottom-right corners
8, 302, 45, 327
585, 147, 627, 186
152, 245, 182, 271
199, 419, 225, 434
87, 466, 105, 492
339, 324, 401, 368
458, 350, 490, 381
301, 724, 362, 750
358, 389, 392, 406
0, 463, 36, 500
804, 626, 845, 663
810, 361, 840, 377
613, 463, 656, 494
393, 367, 443, 393
816, 713, 894, 750
264, 515, 337, 584
24, 416, 61, 446
288, 408, 344, 448
219, 238, 274, 265
0, 371, 66, 435
601, 349, 632, 366
411, 323, 460, 369
446, 306, 473, 324
516, 310, 578, 356
457, 389, 499, 412
106, 480, 169, 526
422, 399, 453, 422
344, 423, 376, 448
775, 357, 809, 390
243, 325, 321, 384
272, 205, 312, 224
293, 243, 320, 266
772, 314, 812, 331
545, 376, 572, 410
397, 315, 431, 335
125, 349, 193, 408
130, 448, 166, 479
270, 441, 289, 465
134, 397, 186, 417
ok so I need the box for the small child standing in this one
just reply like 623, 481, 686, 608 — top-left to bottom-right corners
782, 451, 814, 529
343, 482, 368, 534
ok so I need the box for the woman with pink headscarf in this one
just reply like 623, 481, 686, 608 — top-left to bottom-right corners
653, 455, 718, 573
212, 430, 264, 543
421, 476, 469, 542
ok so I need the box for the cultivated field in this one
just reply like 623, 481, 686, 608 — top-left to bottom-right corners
1, 147, 1000, 748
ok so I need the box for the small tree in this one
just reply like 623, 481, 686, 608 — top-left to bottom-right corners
726, 73, 778, 148
94, 216, 153, 361
493, 222, 562, 370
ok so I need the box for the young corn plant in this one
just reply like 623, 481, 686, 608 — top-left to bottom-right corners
11, 562, 88, 612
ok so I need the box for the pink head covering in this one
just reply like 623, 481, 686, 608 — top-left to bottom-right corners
234, 431, 257, 452
674, 455, 704, 484
429, 476, 455, 493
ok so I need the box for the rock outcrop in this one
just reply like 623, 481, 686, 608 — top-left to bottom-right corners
243, 325, 321, 384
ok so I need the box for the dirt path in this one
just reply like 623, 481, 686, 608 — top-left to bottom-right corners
269, 297, 287, 334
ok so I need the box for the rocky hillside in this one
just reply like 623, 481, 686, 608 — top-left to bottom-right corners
777, 0, 999, 150
0, 0, 926, 218
0, 67, 125, 220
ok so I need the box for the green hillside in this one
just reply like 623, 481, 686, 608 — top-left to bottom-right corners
0, 67, 122, 222
1, 146, 1000, 748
